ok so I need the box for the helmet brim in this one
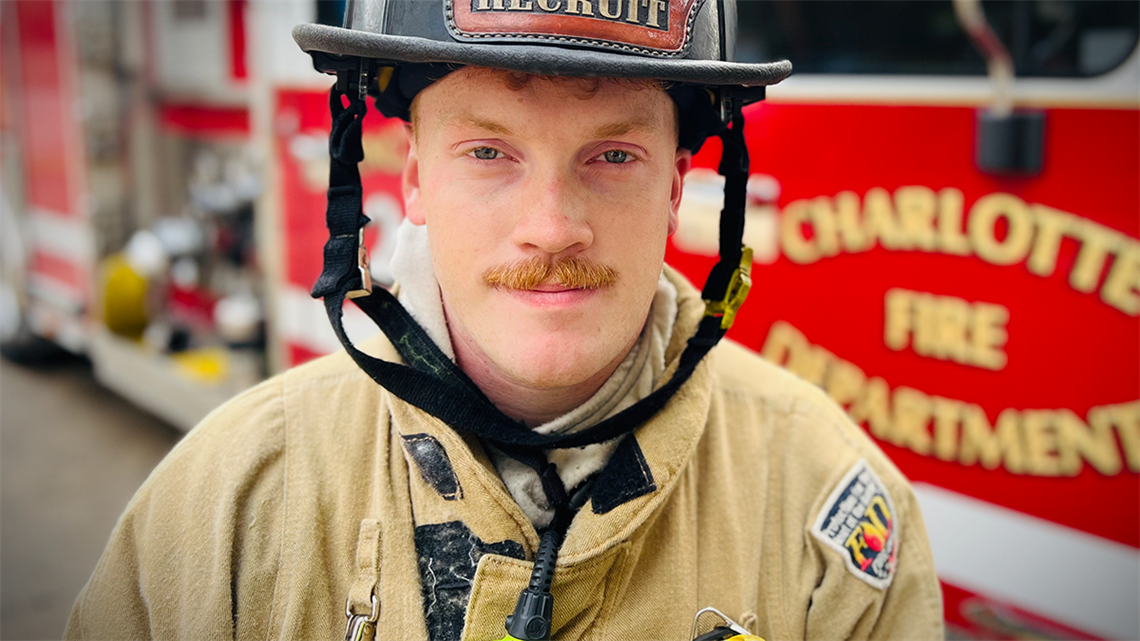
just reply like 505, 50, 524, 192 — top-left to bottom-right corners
293, 23, 791, 88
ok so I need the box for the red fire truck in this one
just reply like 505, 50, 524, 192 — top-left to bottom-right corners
672, 4, 1140, 638
3, 1, 1137, 637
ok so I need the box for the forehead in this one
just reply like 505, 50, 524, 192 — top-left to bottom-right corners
410, 67, 676, 137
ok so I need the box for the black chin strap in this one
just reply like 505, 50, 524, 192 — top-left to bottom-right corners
703, 109, 749, 303
312, 80, 752, 505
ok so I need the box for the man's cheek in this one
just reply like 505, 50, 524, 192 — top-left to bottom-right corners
605, 202, 673, 236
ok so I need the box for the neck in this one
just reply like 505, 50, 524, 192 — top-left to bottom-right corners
447, 317, 638, 428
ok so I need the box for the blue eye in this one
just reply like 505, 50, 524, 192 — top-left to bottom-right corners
603, 150, 629, 163
472, 147, 500, 160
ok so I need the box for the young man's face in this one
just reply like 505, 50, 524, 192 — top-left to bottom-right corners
403, 67, 690, 395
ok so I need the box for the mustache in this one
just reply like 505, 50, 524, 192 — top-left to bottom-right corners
483, 256, 619, 291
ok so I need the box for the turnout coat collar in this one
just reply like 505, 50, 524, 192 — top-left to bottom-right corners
391, 264, 710, 561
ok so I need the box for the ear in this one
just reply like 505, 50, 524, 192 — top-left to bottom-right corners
667, 148, 693, 236
402, 123, 426, 225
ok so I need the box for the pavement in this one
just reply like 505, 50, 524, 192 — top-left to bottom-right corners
1, 354, 182, 640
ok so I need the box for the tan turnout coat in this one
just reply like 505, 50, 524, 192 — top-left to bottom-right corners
66, 269, 943, 640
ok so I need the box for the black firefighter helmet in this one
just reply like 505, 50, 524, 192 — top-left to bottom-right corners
293, 0, 790, 128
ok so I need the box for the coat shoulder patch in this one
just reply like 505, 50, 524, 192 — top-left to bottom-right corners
810, 459, 899, 590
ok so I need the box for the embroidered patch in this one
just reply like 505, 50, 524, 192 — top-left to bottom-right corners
810, 459, 899, 589
445, 0, 705, 57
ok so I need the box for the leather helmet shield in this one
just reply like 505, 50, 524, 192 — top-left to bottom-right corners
447, 0, 704, 57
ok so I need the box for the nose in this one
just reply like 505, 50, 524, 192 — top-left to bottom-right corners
510, 169, 593, 256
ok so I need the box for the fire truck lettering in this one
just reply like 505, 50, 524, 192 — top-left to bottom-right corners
895, 186, 939, 252
1057, 409, 1122, 476
969, 193, 1035, 266
893, 387, 934, 455
961, 407, 1027, 473
537, 0, 562, 10
884, 288, 1009, 371
835, 191, 872, 252
932, 397, 962, 462
772, 188, 1138, 317
759, 319, 799, 364
1101, 243, 1140, 316
826, 357, 867, 407
808, 196, 843, 258
850, 376, 893, 441
509, 0, 534, 10
781, 200, 820, 264
913, 293, 969, 360
598, 0, 620, 19
1069, 219, 1115, 293
1089, 401, 1140, 472
883, 290, 910, 352
763, 319, 829, 386
763, 320, 1138, 477
938, 188, 971, 255
864, 187, 907, 250
1027, 204, 1072, 277
1023, 410, 1064, 476
973, 303, 1009, 370
1022, 202, 1138, 316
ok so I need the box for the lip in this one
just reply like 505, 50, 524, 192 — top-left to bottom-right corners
529, 283, 573, 293
504, 287, 599, 308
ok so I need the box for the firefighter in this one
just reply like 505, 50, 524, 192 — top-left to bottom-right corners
66, 1, 943, 639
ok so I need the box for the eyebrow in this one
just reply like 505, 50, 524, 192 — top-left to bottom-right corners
591, 118, 657, 140
446, 114, 658, 140
448, 114, 515, 136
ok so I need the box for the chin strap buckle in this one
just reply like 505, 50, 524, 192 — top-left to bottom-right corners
312, 52, 374, 103
703, 246, 753, 331
347, 227, 373, 299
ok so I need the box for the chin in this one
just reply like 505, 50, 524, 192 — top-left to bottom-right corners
497, 334, 614, 390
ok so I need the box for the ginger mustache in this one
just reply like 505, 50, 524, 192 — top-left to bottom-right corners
483, 256, 618, 291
